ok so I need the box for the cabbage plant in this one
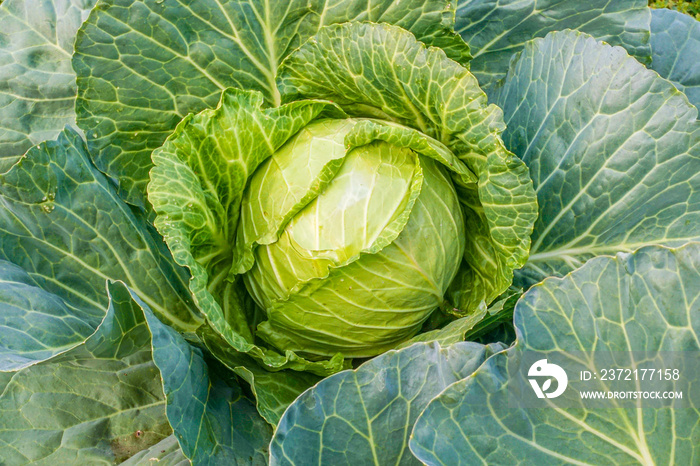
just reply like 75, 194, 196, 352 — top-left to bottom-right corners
0, 0, 698, 464
145, 22, 537, 367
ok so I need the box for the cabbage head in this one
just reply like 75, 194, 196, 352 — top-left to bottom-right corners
238, 118, 465, 357
147, 23, 537, 373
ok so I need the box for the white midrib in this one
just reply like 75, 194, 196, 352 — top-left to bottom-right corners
550, 404, 651, 465
527, 244, 630, 262
526, 238, 699, 263
530, 94, 669, 253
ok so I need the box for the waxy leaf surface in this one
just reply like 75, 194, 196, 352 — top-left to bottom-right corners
649, 8, 700, 111
490, 30, 700, 288
411, 244, 700, 465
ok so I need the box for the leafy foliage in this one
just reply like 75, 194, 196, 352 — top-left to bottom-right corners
1, 279, 271, 465
0, 259, 95, 371
271, 341, 505, 465
649, 8, 700, 110
0, 0, 97, 171
455, 0, 652, 89
0, 128, 202, 372
121, 436, 190, 466
72, 0, 471, 207
0, 282, 172, 464
146, 19, 536, 415
1, 0, 699, 464
411, 243, 700, 465
491, 30, 700, 288
141, 288, 272, 464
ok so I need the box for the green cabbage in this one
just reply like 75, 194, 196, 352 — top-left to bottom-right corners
239, 119, 466, 357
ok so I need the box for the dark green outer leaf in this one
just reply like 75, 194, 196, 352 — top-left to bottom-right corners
0, 0, 97, 170
0, 128, 202, 336
490, 30, 700, 288
1, 278, 272, 465
191, 327, 325, 427
469, 319, 516, 346
649, 8, 700, 111
410, 243, 700, 465
0, 259, 94, 371
278, 22, 537, 314
455, 0, 651, 89
73, 0, 470, 207
134, 288, 273, 465
0, 281, 171, 464
270, 341, 505, 466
